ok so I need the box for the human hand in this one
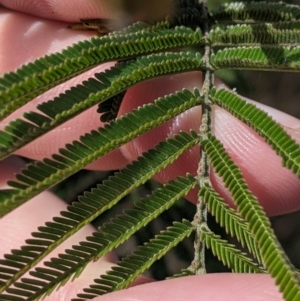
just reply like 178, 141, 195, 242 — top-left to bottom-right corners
1, 1, 300, 300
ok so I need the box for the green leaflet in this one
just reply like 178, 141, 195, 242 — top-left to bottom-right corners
209, 22, 300, 47
168, 269, 194, 279
202, 134, 300, 301
0, 131, 199, 291
210, 88, 300, 177
211, 2, 300, 24
0, 25, 203, 119
0, 89, 201, 217
0, 176, 196, 301
0, 51, 203, 159
211, 46, 300, 71
74, 220, 193, 300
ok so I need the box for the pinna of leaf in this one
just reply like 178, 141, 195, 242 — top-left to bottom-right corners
70, 0, 205, 122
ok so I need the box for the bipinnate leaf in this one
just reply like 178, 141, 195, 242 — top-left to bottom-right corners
1, 1, 300, 301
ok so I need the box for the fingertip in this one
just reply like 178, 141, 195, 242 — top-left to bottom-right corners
92, 274, 283, 301
0, 8, 94, 73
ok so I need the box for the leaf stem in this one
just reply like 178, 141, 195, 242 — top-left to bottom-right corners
189, 0, 213, 275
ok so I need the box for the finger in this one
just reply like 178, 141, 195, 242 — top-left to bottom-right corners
93, 274, 283, 301
0, 10, 128, 169
0, 9, 94, 73
0, 0, 109, 22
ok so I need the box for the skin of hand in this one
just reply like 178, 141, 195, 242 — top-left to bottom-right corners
0, 1, 300, 300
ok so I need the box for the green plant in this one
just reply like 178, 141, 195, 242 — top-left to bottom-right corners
0, 0, 300, 300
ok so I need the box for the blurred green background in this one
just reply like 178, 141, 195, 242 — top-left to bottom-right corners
51, 0, 300, 280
